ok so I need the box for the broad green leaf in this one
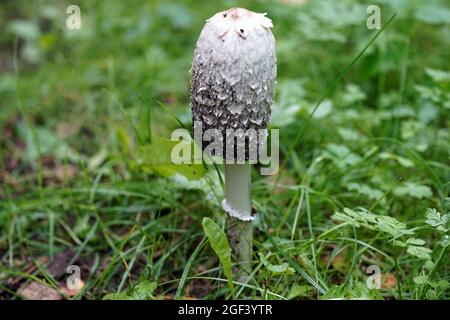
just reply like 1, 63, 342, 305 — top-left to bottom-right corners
413, 275, 429, 285
258, 253, 295, 274
134, 137, 206, 180
202, 218, 234, 295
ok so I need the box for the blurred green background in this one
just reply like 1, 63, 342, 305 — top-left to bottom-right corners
0, 0, 449, 300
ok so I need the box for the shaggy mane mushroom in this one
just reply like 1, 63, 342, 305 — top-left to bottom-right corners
190, 7, 277, 279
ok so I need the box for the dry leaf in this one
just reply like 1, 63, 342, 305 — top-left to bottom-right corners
382, 273, 397, 289
19, 282, 62, 300
46, 250, 75, 276
6, 256, 49, 287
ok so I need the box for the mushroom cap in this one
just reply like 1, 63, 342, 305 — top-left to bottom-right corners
190, 8, 277, 162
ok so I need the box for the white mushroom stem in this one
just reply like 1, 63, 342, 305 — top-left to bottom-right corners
223, 164, 252, 219
226, 213, 253, 281
222, 163, 253, 281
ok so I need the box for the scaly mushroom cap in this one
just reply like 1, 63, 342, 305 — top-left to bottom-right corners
190, 8, 276, 162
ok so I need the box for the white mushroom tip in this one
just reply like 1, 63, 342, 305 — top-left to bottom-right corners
222, 200, 256, 221
206, 7, 274, 30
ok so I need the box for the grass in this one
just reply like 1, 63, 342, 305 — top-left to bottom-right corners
0, 0, 449, 300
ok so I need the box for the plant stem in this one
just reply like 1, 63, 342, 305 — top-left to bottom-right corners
223, 163, 253, 281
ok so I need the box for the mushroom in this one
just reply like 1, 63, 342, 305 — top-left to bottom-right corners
190, 7, 276, 279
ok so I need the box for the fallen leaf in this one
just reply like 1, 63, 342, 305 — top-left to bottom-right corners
6, 256, 48, 287
46, 249, 75, 276
382, 273, 397, 289
19, 281, 62, 300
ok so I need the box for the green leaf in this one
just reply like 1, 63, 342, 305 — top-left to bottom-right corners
341, 83, 367, 106
407, 245, 432, 260
8, 19, 40, 40
271, 103, 302, 127
287, 284, 312, 299
425, 68, 450, 83
413, 275, 429, 285
406, 238, 426, 246
324, 144, 361, 168
332, 207, 377, 228
377, 216, 410, 237
102, 280, 157, 300
394, 183, 433, 199
425, 208, 448, 233
346, 183, 384, 201
202, 218, 234, 295
379, 152, 414, 168
438, 280, 449, 289
258, 253, 295, 274
415, 6, 450, 25
16, 122, 80, 164
424, 260, 435, 270
170, 171, 222, 206
332, 207, 414, 238
438, 235, 450, 247
103, 292, 132, 300
134, 137, 206, 180
132, 281, 157, 300
321, 283, 383, 300
311, 99, 333, 119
